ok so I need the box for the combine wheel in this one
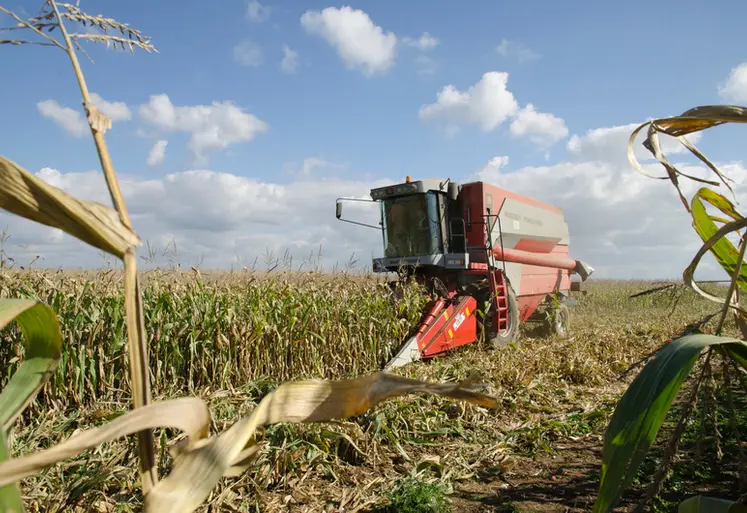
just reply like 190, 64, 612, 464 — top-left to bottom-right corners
543, 301, 570, 338
487, 283, 520, 349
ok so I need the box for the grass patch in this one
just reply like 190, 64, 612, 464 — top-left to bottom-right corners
379, 476, 451, 513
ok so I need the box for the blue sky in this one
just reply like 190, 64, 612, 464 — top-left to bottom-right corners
1, 0, 747, 278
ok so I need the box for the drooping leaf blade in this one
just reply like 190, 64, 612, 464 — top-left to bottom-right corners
144, 371, 497, 512
690, 189, 747, 293
0, 299, 63, 512
0, 371, 497, 513
0, 155, 140, 259
593, 333, 747, 513
0, 299, 62, 430
0, 430, 23, 512
0, 397, 210, 487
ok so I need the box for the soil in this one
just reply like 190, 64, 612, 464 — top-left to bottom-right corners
447, 437, 635, 513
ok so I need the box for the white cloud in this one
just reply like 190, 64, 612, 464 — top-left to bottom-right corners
419, 71, 520, 133
299, 157, 330, 177
147, 140, 168, 167
233, 40, 263, 67
89, 93, 131, 122
300, 6, 397, 76
285, 157, 348, 179
403, 32, 438, 51
718, 62, 747, 103
246, 0, 270, 23
496, 39, 540, 62
473, 156, 510, 181
281, 45, 298, 73
138, 94, 268, 164
37, 100, 88, 137
402, 32, 439, 75
509, 104, 569, 147
420, 72, 570, 146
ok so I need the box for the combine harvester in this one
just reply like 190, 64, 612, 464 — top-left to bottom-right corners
336, 177, 594, 370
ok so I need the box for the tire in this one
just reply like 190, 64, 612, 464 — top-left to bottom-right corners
486, 283, 520, 349
543, 301, 570, 338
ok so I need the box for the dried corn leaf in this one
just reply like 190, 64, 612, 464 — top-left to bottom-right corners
0, 397, 209, 486
0, 156, 140, 258
144, 372, 497, 512
626, 105, 747, 190
653, 105, 747, 137
0, 372, 496, 513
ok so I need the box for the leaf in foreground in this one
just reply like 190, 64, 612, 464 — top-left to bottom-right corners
0, 372, 497, 512
592, 333, 747, 513
0, 430, 23, 513
0, 298, 64, 512
0, 155, 140, 259
690, 188, 747, 293
678, 495, 747, 513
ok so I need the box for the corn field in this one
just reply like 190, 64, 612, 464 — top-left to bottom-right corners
0, 269, 428, 410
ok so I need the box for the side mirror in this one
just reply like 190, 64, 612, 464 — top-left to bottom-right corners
448, 182, 460, 201
334, 197, 381, 230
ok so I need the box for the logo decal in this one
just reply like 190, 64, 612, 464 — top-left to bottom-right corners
453, 312, 466, 330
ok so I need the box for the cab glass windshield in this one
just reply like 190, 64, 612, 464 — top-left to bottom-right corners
381, 192, 442, 257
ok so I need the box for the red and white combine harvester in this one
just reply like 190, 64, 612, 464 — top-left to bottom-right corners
335, 177, 594, 370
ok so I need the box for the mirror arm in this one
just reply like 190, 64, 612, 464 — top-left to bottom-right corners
335, 197, 381, 231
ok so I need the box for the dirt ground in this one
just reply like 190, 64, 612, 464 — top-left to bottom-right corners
449, 437, 611, 512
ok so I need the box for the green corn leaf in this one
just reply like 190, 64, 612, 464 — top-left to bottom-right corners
678, 495, 747, 513
0, 430, 23, 512
723, 342, 747, 372
0, 299, 62, 512
0, 299, 62, 431
690, 189, 747, 292
593, 333, 747, 513
696, 188, 743, 222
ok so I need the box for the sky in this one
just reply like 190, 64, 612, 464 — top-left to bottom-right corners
2, 0, 747, 279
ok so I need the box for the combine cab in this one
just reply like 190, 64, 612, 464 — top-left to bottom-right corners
335, 176, 593, 370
